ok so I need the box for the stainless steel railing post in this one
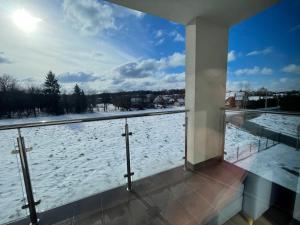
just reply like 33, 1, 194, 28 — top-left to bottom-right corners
17, 128, 39, 225
122, 119, 134, 191
184, 112, 188, 170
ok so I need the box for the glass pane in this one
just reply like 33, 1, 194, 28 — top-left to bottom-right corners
22, 119, 126, 213
129, 113, 185, 181
0, 129, 28, 224
224, 110, 300, 194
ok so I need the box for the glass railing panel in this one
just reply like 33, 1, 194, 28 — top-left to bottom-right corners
224, 109, 300, 224
21, 119, 126, 213
224, 109, 300, 193
0, 129, 28, 224
129, 113, 185, 181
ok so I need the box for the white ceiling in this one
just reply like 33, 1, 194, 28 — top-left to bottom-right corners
109, 0, 278, 27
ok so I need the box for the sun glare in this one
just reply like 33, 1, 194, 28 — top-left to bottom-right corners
12, 9, 41, 33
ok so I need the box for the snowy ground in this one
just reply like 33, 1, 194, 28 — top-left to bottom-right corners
236, 144, 300, 194
224, 121, 277, 163
250, 113, 300, 137
224, 123, 261, 162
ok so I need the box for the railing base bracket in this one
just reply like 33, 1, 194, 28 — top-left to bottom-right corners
124, 172, 134, 178
22, 200, 41, 209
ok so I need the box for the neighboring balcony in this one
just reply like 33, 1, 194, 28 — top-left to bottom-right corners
0, 109, 299, 225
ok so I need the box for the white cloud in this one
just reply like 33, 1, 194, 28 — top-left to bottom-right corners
246, 47, 273, 56
170, 31, 184, 42
111, 71, 185, 91
155, 30, 163, 38
227, 78, 300, 92
174, 33, 184, 42
57, 72, 99, 83
167, 52, 185, 67
281, 64, 300, 74
280, 77, 287, 83
155, 38, 164, 46
162, 72, 185, 83
122, 8, 144, 18
228, 50, 236, 62
154, 30, 165, 45
226, 80, 251, 91
234, 66, 273, 76
63, 0, 116, 35
115, 52, 185, 79
0, 52, 12, 64
109, 72, 185, 91
63, 0, 144, 36
260, 67, 273, 75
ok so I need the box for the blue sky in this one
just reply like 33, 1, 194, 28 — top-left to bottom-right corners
227, 0, 300, 91
0, 0, 299, 93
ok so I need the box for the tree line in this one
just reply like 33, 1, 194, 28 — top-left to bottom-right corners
0, 72, 89, 118
0, 72, 186, 118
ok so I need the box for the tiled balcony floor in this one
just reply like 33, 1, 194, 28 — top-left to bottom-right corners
52, 161, 248, 225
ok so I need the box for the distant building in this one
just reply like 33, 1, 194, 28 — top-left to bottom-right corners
225, 96, 235, 108
130, 97, 143, 105
145, 94, 154, 103
153, 95, 164, 105
175, 98, 185, 106
235, 91, 248, 108
168, 98, 175, 104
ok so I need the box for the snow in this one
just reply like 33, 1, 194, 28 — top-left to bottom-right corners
224, 123, 260, 162
250, 113, 300, 137
236, 144, 300, 194
0, 109, 185, 224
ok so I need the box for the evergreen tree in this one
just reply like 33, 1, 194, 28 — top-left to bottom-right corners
73, 84, 81, 113
43, 71, 61, 114
80, 89, 88, 112
72, 84, 87, 113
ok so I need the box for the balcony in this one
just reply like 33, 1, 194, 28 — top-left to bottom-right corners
0, 109, 299, 225
1, 0, 299, 224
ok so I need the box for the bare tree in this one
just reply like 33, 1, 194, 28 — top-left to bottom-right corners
0, 74, 16, 92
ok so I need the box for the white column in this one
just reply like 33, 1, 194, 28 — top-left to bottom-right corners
185, 17, 229, 166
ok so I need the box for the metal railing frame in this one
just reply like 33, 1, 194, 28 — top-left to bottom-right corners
0, 109, 188, 225
222, 108, 300, 162
0, 110, 187, 131
221, 107, 300, 116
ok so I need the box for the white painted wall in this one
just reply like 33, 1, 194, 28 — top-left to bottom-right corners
186, 17, 228, 165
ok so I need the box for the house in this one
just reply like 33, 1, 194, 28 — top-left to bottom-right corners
175, 98, 185, 106
235, 91, 248, 108
153, 95, 164, 105
225, 96, 235, 107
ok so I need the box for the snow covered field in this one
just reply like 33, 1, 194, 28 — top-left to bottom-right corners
250, 113, 300, 137
224, 123, 261, 162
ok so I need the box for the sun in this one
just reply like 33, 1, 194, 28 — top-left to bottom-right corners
12, 9, 41, 33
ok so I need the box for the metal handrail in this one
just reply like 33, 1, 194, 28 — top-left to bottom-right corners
221, 107, 300, 116
0, 109, 188, 131
0, 108, 189, 224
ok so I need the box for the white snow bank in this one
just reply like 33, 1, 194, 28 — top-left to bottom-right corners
250, 113, 300, 137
